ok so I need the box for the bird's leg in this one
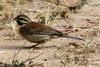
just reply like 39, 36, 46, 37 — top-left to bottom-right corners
29, 43, 42, 48
24, 43, 42, 48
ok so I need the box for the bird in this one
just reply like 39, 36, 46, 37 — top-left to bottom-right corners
13, 14, 85, 48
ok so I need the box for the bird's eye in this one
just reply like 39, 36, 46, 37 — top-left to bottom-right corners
19, 18, 24, 20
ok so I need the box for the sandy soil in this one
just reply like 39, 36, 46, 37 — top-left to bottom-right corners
0, 0, 100, 67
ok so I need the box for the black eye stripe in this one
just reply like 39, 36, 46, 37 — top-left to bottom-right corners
18, 18, 29, 21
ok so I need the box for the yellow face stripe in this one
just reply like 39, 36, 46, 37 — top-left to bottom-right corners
19, 20, 27, 23
19, 17, 30, 21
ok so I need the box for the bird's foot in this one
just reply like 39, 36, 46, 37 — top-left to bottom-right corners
24, 43, 42, 48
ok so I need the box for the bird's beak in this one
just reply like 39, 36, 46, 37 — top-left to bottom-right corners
13, 17, 17, 21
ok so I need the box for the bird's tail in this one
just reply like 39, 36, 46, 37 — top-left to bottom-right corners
62, 35, 85, 41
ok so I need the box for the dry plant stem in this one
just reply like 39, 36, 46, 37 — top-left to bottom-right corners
22, 52, 43, 64
63, 57, 67, 67
26, 48, 34, 61
45, 6, 50, 25
13, 41, 27, 59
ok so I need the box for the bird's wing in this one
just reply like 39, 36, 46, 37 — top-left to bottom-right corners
20, 23, 63, 36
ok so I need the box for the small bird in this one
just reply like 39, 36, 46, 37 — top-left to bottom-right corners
13, 15, 85, 48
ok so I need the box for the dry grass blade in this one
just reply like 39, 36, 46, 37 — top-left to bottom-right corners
45, 6, 50, 26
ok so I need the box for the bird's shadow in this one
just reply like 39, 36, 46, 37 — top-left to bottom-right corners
0, 45, 58, 50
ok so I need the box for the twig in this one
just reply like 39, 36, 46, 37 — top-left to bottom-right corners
26, 48, 34, 61
22, 52, 43, 63
13, 41, 27, 59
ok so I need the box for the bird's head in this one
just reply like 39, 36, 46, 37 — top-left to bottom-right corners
13, 15, 32, 25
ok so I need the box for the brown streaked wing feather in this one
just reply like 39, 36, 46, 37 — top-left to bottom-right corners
27, 22, 43, 27
20, 23, 63, 36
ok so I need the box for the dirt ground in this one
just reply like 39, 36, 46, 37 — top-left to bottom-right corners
0, 0, 100, 67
